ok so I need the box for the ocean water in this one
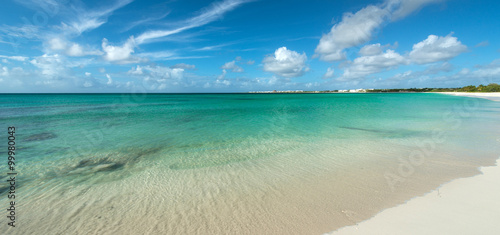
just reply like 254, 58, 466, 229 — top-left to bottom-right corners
1, 93, 500, 234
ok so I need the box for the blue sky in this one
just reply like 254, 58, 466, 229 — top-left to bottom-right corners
0, 0, 499, 92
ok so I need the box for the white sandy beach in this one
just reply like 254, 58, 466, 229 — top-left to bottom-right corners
438, 92, 500, 102
330, 91, 500, 235
329, 157, 500, 235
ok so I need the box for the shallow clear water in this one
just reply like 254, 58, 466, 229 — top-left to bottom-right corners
1, 93, 500, 234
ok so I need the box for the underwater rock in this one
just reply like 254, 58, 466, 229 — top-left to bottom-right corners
25, 132, 57, 142
69, 157, 125, 175
339, 126, 388, 133
0, 186, 10, 195
94, 162, 124, 172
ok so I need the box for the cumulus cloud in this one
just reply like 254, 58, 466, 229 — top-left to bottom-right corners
128, 65, 184, 81
315, 0, 443, 61
48, 38, 67, 50
263, 47, 308, 78
323, 67, 335, 79
315, 5, 390, 61
215, 78, 231, 86
359, 43, 384, 56
409, 34, 467, 64
102, 37, 142, 63
221, 60, 243, 72
30, 54, 70, 78
341, 46, 407, 80
250, 76, 293, 88
48, 38, 102, 56
336, 34, 465, 81
0, 66, 28, 80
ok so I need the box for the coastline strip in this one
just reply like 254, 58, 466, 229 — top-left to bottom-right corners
436, 92, 500, 102
328, 157, 500, 235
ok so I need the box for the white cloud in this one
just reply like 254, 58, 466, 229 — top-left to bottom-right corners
68, 43, 102, 57
67, 43, 85, 56
102, 37, 142, 63
0, 55, 29, 61
171, 63, 196, 70
48, 38, 67, 50
474, 41, 489, 48
323, 67, 335, 79
359, 43, 384, 56
409, 34, 467, 64
471, 59, 500, 78
305, 82, 320, 88
137, 51, 176, 60
127, 65, 185, 90
215, 78, 231, 86
60, 0, 134, 36
136, 0, 251, 44
425, 62, 453, 74
106, 74, 113, 85
30, 54, 69, 78
122, 11, 170, 32
0, 25, 39, 39
128, 65, 144, 75
387, 62, 452, 81
128, 65, 184, 80
263, 47, 308, 78
0, 66, 8, 76
252, 76, 293, 87
341, 48, 407, 80
83, 81, 93, 87
388, 0, 444, 21
85, 72, 91, 76
195, 43, 234, 51
315, 0, 443, 61
48, 37, 102, 56
217, 69, 227, 80
0, 66, 28, 78
315, 5, 390, 61
389, 70, 414, 81
221, 60, 243, 72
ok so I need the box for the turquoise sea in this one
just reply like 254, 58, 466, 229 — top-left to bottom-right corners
1, 93, 500, 234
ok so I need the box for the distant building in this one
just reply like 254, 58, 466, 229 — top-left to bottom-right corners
347, 89, 366, 93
